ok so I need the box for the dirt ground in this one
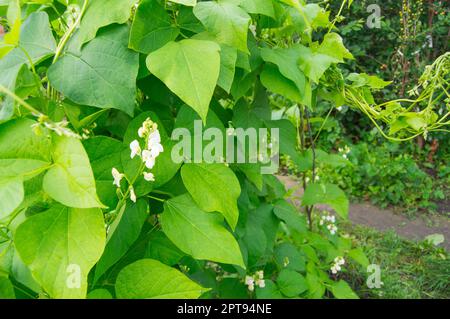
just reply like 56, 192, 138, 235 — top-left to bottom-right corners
277, 175, 450, 250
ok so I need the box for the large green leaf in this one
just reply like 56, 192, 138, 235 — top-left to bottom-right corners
260, 64, 303, 102
0, 177, 23, 219
0, 119, 52, 218
193, 1, 251, 53
0, 275, 15, 299
0, 12, 56, 120
0, 118, 51, 161
48, 25, 139, 116
83, 136, 123, 209
260, 45, 311, 105
43, 135, 104, 208
224, 0, 275, 17
115, 259, 207, 299
146, 39, 220, 122
14, 205, 106, 298
330, 280, 359, 299
297, 33, 353, 83
192, 32, 237, 93
273, 199, 307, 233
70, 0, 137, 51
276, 269, 307, 297
181, 163, 241, 229
302, 183, 349, 219
94, 200, 148, 282
145, 231, 185, 266
129, 0, 179, 54
161, 194, 245, 268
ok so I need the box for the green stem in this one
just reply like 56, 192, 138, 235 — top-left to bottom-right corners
52, 0, 89, 64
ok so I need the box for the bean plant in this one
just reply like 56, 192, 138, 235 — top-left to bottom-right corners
0, 0, 448, 299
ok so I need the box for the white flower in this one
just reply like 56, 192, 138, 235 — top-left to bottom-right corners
330, 256, 345, 274
256, 270, 264, 280
337, 106, 343, 112
255, 279, 265, 288
138, 126, 146, 138
112, 168, 124, 188
245, 276, 255, 291
143, 172, 155, 182
130, 187, 137, 203
148, 130, 161, 145
150, 142, 164, 158
142, 150, 156, 169
130, 140, 141, 159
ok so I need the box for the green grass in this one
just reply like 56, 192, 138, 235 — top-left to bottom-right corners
344, 224, 449, 299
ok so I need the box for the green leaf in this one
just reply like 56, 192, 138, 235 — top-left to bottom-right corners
87, 289, 112, 299
0, 275, 15, 299
302, 183, 349, 219
193, 32, 237, 93
224, 0, 275, 17
260, 45, 311, 105
0, 118, 51, 161
0, 177, 23, 219
181, 163, 241, 229
94, 200, 148, 282
330, 280, 359, 299
260, 63, 302, 102
14, 205, 106, 298
115, 259, 207, 298
48, 25, 139, 116
161, 194, 245, 268
0, 159, 50, 180
348, 248, 370, 269
0, 160, 50, 217
274, 243, 306, 272
193, 1, 251, 53
43, 135, 104, 208
317, 33, 353, 61
147, 39, 220, 122
83, 136, 123, 209
261, 46, 306, 91
129, 0, 180, 54
145, 231, 185, 266
0, 12, 56, 120
276, 269, 307, 297
70, 0, 137, 51
273, 199, 307, 233
255, 280, 283, 299
170, 0, 197, 6
347, 73, 391, 89
298, 33, 352, 83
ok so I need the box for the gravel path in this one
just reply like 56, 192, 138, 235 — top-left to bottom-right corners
277, 175, 450, 250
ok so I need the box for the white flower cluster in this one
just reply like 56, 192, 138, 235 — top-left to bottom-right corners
130, 118, 164, 182
338, 145, 351, 159
245, 271, 265, 292
111, 118, 163, 203
330, 256, 345, 274
319, 212, 338, 235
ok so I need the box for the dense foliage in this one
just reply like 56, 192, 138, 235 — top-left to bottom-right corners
0, 0, 448, 299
